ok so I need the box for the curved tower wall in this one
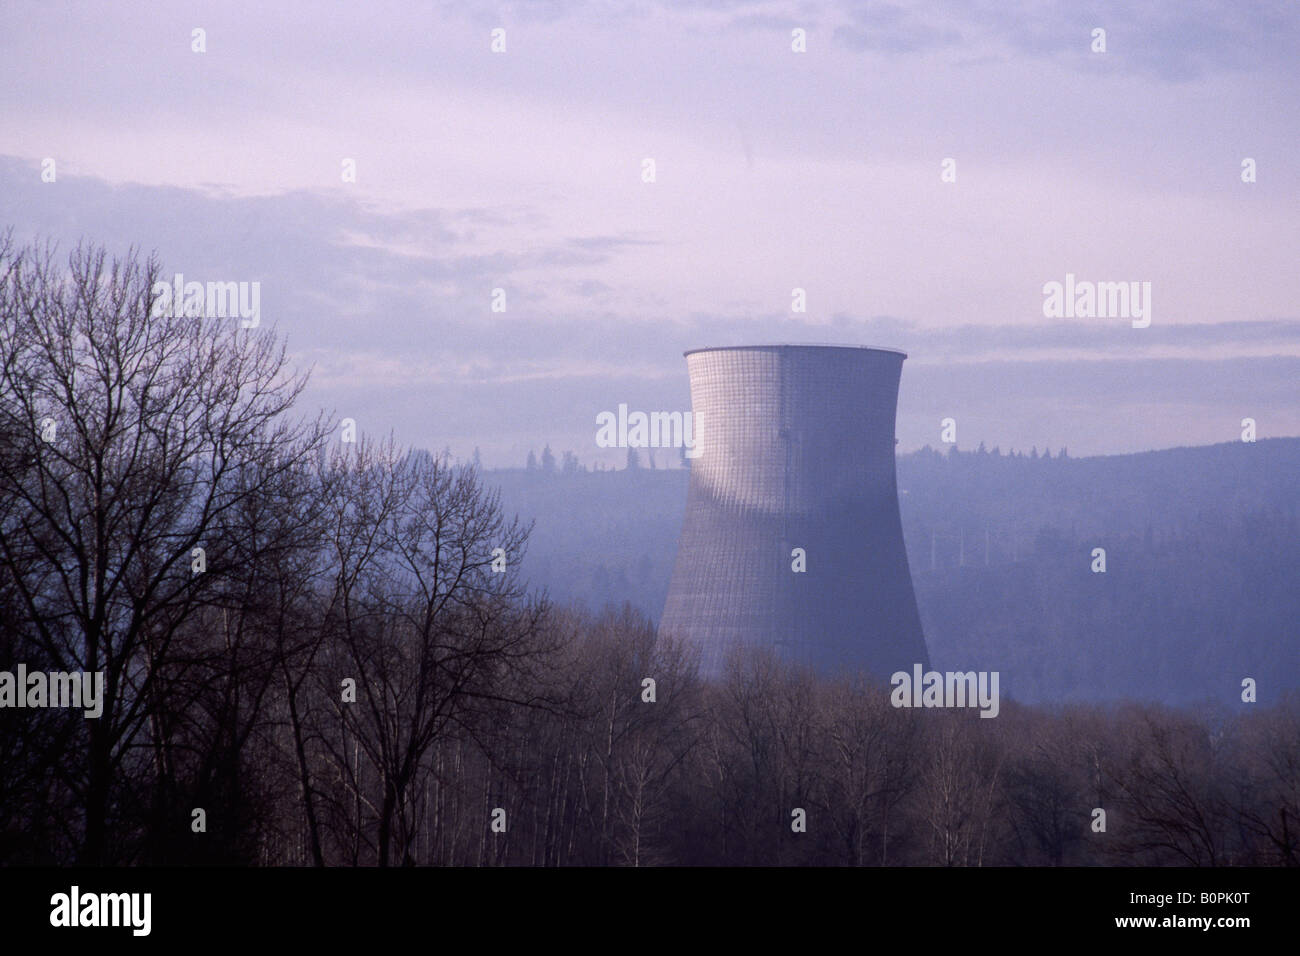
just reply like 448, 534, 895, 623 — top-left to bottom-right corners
659, 345, 930, 679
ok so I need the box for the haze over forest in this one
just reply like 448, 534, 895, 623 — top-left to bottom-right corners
486, 437, 1300, 706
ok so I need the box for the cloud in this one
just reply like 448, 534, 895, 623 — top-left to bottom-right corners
910, 0, 1299, 82
834, 3, 963, 54
1, 0, 1295, 464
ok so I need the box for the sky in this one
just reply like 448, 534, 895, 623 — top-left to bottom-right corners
2, 0, 1297, 466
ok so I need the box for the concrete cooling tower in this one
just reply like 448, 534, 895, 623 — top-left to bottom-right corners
659, 345, 930, 679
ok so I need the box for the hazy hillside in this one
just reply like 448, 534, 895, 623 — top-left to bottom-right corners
488, 466, 687, 616
484, 438, 1300, 705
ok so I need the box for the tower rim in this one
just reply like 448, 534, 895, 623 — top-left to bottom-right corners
683, 343, 908, 359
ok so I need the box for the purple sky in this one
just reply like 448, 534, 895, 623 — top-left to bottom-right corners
2, 0, 1297, 465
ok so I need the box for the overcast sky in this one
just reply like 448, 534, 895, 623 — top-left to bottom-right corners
2, 0, 1297, 465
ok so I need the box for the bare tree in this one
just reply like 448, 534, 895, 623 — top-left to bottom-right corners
313, 439, 557, 865
1109, 705, 1229, 865
0, 236, 328, 863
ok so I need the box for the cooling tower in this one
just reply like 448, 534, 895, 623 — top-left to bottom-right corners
659, 345, 930, 679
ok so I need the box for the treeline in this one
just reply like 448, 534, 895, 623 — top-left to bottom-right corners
896, 437, 1300, 547
2, 234, 1296, 867
397, 615, 1300, 868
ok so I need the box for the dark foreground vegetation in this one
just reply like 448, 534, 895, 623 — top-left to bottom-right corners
1, 234, 1295, 867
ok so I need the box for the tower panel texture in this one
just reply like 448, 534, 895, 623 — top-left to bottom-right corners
659, 345, 930, 679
